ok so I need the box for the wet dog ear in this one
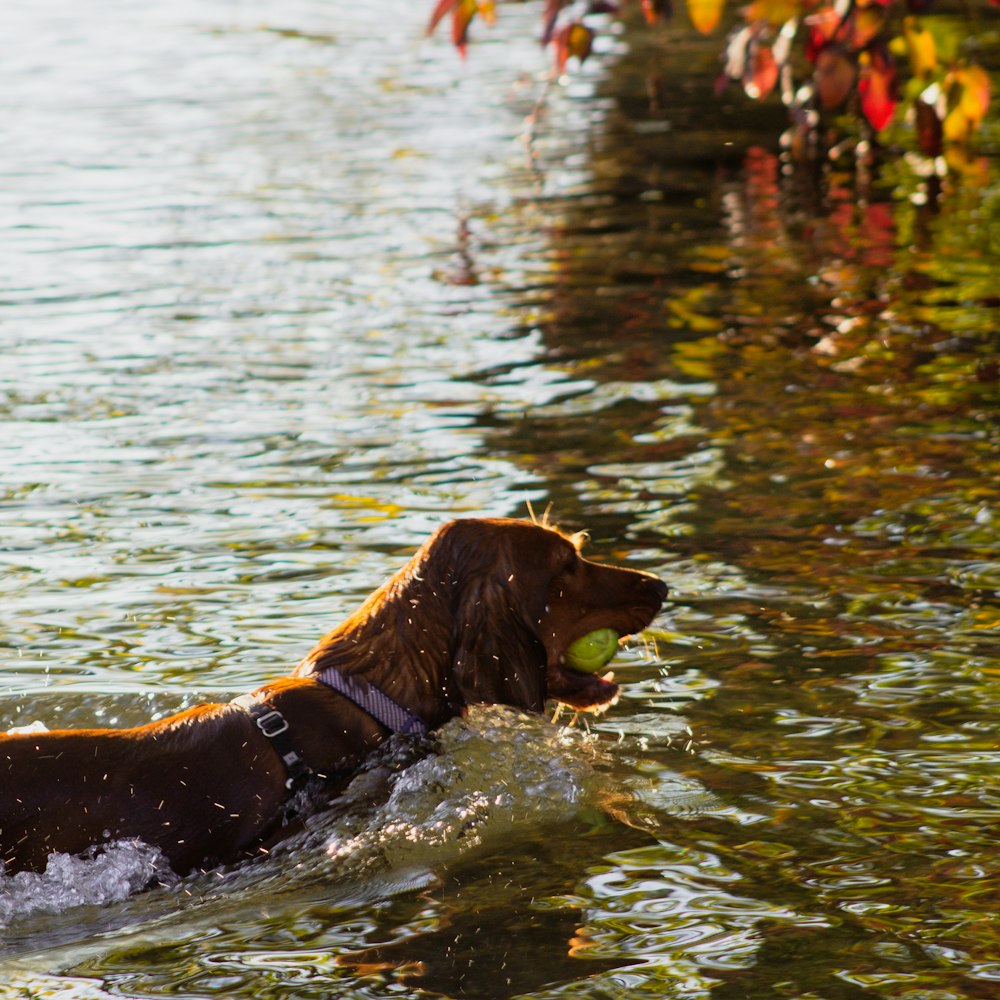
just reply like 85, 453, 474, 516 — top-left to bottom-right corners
450, 571, 548, 713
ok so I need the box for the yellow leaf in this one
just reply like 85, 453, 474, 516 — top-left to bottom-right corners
957, 65, 991, 124
903, 17, 936, 78
746, 0, 799, 27
687, 0, 725, 35
942, 106, 972, 143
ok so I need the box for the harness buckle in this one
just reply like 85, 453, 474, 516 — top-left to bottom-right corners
254, 710, 290, 738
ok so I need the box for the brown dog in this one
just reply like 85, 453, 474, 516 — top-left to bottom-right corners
0, 518, 666, 876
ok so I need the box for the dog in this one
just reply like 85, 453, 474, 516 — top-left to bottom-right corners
0, 518, 667, 876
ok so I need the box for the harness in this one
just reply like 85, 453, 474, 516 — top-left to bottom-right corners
231, 667, 429, 790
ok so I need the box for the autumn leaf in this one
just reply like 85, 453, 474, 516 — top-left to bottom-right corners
478, 0, 496, 26
805, 6, 841, 63
814, 47, 856, 109
641, 0, 671, 25
451, 0, 479, 53
858, 49, 897, 131
745, 43, 779, 99
554, 21, 594, 73
955, 65, 991, 124
427, 0, 460, 35
542, 0, 567, 45
942, 65, 991, 142
745, 0, 799, 26
902, 16, 936, 78
848, 6, 884, 49
687, 0, 725, 35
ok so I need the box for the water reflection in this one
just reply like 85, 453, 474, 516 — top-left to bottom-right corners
1, 0, 999, 997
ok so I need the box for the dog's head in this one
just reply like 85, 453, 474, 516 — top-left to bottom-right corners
427, 518, 667, 713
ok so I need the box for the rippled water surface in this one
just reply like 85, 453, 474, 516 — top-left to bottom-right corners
2, 0, 999, 997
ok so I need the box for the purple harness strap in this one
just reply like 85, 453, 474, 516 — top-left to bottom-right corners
314, 665, 429, 736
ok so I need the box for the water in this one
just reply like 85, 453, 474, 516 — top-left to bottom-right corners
2, 0, 999, 997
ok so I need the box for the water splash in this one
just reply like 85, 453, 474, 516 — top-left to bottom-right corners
0, 840, 175, 927
0, 708, 601, 936
316, 706, 606, 876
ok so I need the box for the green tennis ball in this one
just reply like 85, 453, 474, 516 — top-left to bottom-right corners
564, 629, 619, 673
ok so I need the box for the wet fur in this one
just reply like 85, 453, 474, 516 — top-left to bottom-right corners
0, 518, 666, 875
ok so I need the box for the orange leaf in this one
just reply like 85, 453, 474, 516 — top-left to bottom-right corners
478, 0, 496, 26
451, 0, 478, 53
814, 48, 856, 109
745, 43, 779, 99
687, 0, 725, 34
567, 22, 594, 60
941, 65, 990, 142
554, 21, 594, 72
956, 65, 991, 124
641, 0, 670, 24
848, 7, 884, 49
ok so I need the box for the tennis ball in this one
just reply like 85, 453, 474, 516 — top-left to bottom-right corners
564, 629, 619, 673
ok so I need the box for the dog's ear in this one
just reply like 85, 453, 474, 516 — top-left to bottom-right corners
450, 571, 548, 713
419, 520, 554, 713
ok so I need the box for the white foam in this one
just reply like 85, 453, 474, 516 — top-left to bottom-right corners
322, 706, 603, 870
0, 839, 175, 927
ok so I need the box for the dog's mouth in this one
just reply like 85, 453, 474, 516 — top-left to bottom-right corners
546, 618, 650, 712
542, 580, 667, 713
546, 659, 621, 713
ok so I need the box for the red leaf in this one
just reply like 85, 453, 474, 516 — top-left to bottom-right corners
805, 7, 841, 63
427, 0, 460, 35
542, 0, 567, 45
641, 0, 671, 24
858, 51, 897, 131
